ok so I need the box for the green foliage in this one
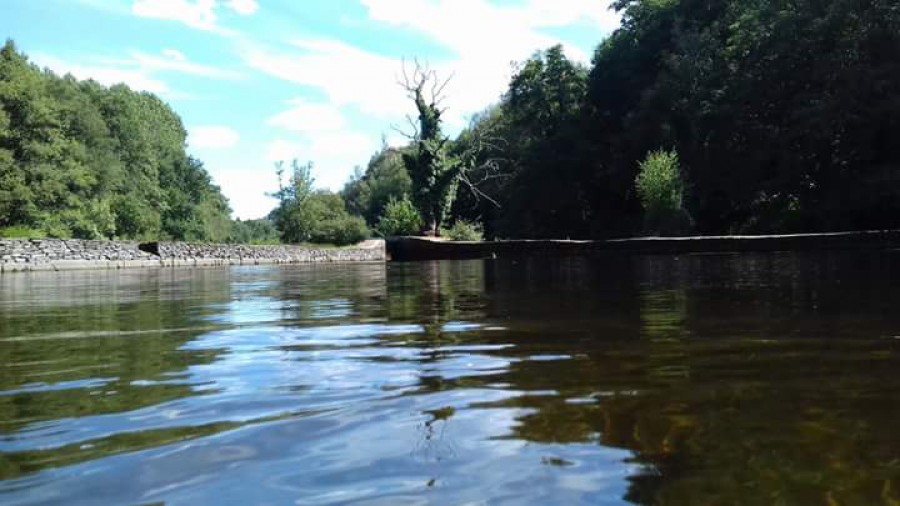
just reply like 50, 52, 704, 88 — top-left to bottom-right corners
0, 225, 44, 238
446, 46, 591, 240
303, 192, 370, 246
228, 219, 280, 245
635, 149, 691, 235
590, 0, 900, 233
342, 146, 412, 226
160, 156, 232, 242
0, 40, 233, 241
448, 106, 509, 239
444, 0, 900, 238
271, 160, 369, 245
400, 66, 462, 235
270, 160, 315, 244
636, 150, 682, 211
375, 196, 422, 237
445, 220, 484, 242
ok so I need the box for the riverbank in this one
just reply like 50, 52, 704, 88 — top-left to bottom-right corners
0, 239, 386, 273
386, 230, 900, 261
5, 231, 897, 271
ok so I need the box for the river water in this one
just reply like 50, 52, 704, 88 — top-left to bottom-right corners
1, 253, 899, 505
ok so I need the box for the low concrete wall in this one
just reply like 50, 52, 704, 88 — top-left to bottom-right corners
387, 230, 900, 261
0, 239, 386, 273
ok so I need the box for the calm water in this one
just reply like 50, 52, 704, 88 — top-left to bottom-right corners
1, 253, 900, 505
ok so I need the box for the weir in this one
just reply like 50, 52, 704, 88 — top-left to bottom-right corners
386, 230, 900, 261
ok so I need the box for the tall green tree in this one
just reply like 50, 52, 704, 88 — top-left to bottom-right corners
270, 160, 315, 243
449, 46, 591, 239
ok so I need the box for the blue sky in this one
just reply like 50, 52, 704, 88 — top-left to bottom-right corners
3, 0, 620, 219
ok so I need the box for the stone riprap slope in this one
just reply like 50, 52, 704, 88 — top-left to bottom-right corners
0, 239, 157, 272
0, 239, 385, 273
146, 241, 386, 266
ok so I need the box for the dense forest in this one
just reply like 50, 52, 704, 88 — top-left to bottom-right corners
0, 41, 234, 241
3, 0, 900, 243
347, 0, 900, 239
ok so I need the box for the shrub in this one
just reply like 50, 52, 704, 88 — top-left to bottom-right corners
445, 219, 484, 241
228, 218, 281, 244
376, 196, 422, 237
308, 215, 369, 246
635, 149, 692, 236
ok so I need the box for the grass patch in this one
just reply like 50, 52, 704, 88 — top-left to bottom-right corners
0, 226, 46, 239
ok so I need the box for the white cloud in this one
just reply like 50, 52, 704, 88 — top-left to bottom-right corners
31, 54, 170, 93
265, 139, 305, 163
519, 0, 620, 29
189, 126, 241, 149
213, 167, 279, 219
361, 0, 619, 55
265, 132, 376, 190
131, 0, 259, 33
242, 39, 409, 119
132, 0, 220, 31
356, 0, 621, 126
264, 96, 377, 190
228, 0, 259, 15
161, 48, 188, 62
129, 49, 243, 79
31, 48, 239, 98
361, 0, 582, 60
242, 1, 620, 135
266, 98, 346, 133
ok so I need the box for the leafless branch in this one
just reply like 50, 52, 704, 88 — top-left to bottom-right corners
390, 124, 415, 141
397, 57, 453, 105
459, 171, 503, 208
397, 58, 429, 97
430, 71, 454, 105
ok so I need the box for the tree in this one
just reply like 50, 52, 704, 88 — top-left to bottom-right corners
271, 160, 369, 245
342, 145, 412, 226
586, 0, 900, 234
448, 46, 591, 239
0, 40, 234, 240
228, 218, 280, 244
397, 61, 461, 236
302, 191, 369, 246
270, 160, 316, 243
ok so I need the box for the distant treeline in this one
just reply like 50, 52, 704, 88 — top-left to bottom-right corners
0, 40, 236, 241
346, 0, 900, 239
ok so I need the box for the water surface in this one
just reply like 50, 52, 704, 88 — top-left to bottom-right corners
1, 253, 900, 505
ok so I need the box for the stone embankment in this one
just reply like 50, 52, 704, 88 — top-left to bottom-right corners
0, 239, 385, 273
